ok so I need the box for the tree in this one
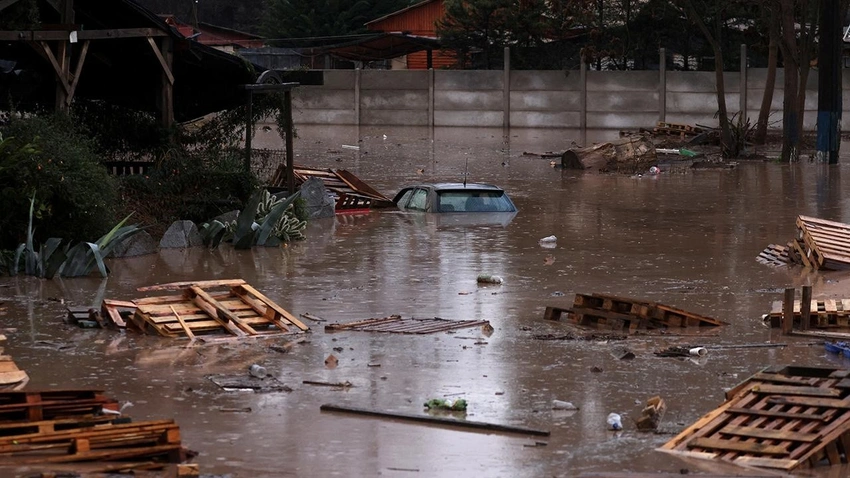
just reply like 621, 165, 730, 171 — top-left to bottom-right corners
754, 2, 780, 144
778, 0, 818, 162
261, 0, 412, 42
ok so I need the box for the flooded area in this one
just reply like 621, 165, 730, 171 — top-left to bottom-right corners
4, 126, 850, 476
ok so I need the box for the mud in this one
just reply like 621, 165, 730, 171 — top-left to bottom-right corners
2, 126, 850, 476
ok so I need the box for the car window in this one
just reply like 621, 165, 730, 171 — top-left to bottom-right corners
438, 191, 515, 212
407, 189, 428, 211
396, 189, 414, 208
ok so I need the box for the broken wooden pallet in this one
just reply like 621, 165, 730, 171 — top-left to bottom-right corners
107, 279, 309, 339
325, 315, 490, 334
766, 298, 850, 329
755, 243, 791, 268
0, 336, 27, 391
0, 389, 118, 423
544, 293, 727, 333
283, 166, 392, 211
659, 365, 850, 472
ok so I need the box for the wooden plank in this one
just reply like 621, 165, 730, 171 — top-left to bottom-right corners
187, 288, 253, 335
169, 306, 195, 340
0, 371, 27, 386
233, 284, 309, 331
137, 279, 246, 292
749, 384, 842, 397
230, 288, 290, 333
732, 456, 798, 470
724, 407, 827, 421
320, 403, 549, 436
782, 288, 795, 334
766, 395, 850, 408
687, 437, 788, 455
720, 425, 819, 442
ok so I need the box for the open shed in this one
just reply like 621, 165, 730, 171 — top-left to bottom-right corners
0, 0, 257, 124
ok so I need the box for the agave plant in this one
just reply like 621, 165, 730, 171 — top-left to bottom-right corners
11, 194, 141, 278
203, 189, 305, 250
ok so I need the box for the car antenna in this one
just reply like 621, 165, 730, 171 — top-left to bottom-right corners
463, 156, 468, 187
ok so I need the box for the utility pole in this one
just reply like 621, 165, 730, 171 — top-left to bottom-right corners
816, 0, 842, 164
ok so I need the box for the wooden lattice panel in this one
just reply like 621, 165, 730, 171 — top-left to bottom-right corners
326, 315, 490, 334
659, 365, 850, 471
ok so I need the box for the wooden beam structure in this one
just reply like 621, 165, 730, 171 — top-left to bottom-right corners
241, 82, 300, 192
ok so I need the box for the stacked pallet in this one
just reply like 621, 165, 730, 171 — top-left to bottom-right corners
652, 121, 704, 137
103, 279, 310, 340
659, 365, 850, 472
759, 216, 850, 270
0, 389, 195, 475
544, 293, 728, 333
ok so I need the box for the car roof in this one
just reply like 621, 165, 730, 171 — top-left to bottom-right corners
400, 183, 505, 192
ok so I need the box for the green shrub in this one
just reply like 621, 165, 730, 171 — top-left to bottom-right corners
0, 115, 119, 249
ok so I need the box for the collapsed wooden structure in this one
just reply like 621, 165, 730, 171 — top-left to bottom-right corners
326, 315, 490, 334
544, 293, 728, 333
102, 279, 309, 339
272, 166, 392, 212
758, 216, 850, 270
659, 365, 850, 472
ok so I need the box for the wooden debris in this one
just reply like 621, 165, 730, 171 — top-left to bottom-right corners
320, 403, 550, 437
102, 279, 309, 340
325, 315, 491, 334
0, 389, 191, 473
561, 135, 657, 173
207, 374, 292, 393
659, 365, 850, 472
544, 293, 728, 333
760, 216, 850, 270
273, 166, 393, 212
766, 292, 850, 331
635, 396, 666, 431
652, 121, 704, 137
0, 337, 27, 390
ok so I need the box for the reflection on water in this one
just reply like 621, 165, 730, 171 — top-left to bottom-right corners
2, 127, 850, 476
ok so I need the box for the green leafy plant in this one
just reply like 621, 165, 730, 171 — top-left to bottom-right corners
202, 189, 306, 250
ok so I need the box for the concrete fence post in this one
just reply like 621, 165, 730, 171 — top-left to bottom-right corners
354, 68, 361, 127
659, 47, 666, 124
503, 46, 511, 131
428, 68, 435, 129
580, 58, 587, 146
740, 44, 747, 117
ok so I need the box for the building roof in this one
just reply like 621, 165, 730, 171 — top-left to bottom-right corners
323, 32, 440, 62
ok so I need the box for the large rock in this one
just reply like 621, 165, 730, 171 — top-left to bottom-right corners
159, 220, 203, 249
110, 230, 159, 257
300, 177, 336, 219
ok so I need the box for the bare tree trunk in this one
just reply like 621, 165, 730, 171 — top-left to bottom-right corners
779, 0, 800, 162
682, 1, 734, 155
754, 6, 779, 144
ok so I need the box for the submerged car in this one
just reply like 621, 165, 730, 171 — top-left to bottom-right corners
392, 183, 517, 213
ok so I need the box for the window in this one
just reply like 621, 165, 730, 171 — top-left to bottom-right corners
438, 190, 515, 212
407, 189, 428, 211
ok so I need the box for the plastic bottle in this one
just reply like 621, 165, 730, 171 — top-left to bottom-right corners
249, 364, 267, 378
607, 412, 623, 430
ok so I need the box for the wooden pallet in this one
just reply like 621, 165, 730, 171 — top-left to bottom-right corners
0, 389, 118, 423
755, 243, 791, 268
795, 216, 850, 270
280, 166, 392, 211
325, 315, 491, 334
544, 293, 727, 333
652, 122, 704, 137
766, 298, 850, 329
659, 365, 850, 472
117, 279, 308, 339
0, 336, 27, 390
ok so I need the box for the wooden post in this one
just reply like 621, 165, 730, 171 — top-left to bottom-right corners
580, 55, 587, 146
428, 68, 434, 130
659, 47, 666, 123
503, 46, 510, 131
244, 90, 253, 173
160, 37, 174, 126
800, 285, 812, 330
354, 68, 361, 127
284, 89, 295, 195
54, 40, 69, 112
739, 44, 747, 118
782, 287, 796, 334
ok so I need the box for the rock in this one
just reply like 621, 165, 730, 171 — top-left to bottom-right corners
300, 177, 335, 219
110, 230, 158, 257
159, 220, 203, 249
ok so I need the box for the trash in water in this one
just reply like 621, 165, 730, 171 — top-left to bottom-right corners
552, 400, 579, 411
539, 235, 557, 243
424, 398, 468, 411
607, 412, 623, 430
689, 347, 707, 356
477, 274, 503, 285
248, 364, 268, 378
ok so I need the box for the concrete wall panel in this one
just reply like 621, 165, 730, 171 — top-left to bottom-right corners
361, 110, 429, 126
293, 109, 357, 124
511, 91, 580, 111
361, 70, 429, 90
361, 90, 429, 110
319, 70, 357, 89
587, 71, 657, 92
435, 90, 503, 110
435, 111, 503, 127
511, 111, 579, 128
435, 70, 503, 90
587, 112, 659, 129
587, 91, 658, 112
511, 70, 581, 91
293, 88, 355, 110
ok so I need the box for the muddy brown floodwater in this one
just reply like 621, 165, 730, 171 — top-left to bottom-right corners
3, 126, 850, 477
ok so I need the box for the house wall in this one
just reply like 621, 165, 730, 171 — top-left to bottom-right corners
292, 63, 837, 141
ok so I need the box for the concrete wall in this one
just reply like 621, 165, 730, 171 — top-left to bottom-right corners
291, 64, 842, 136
